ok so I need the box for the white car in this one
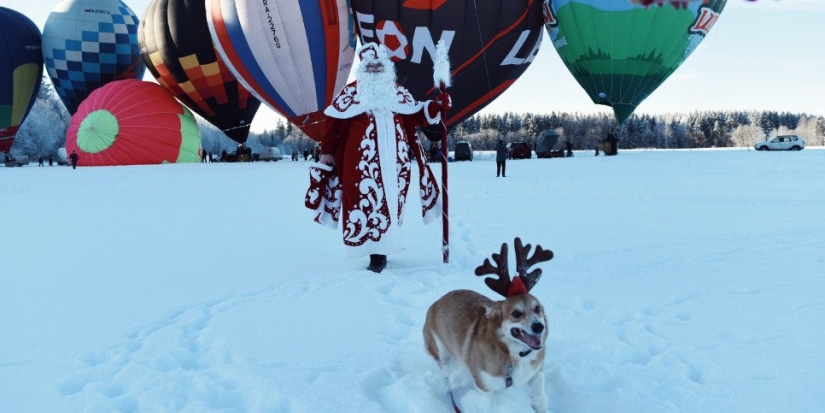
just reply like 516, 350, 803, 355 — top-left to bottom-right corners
258, 147, 282, 161
754, 135, 805, 151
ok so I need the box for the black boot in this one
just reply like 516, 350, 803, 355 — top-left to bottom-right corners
367, 254, 387, 273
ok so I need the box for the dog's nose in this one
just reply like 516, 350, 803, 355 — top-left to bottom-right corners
531, 323, 544, 334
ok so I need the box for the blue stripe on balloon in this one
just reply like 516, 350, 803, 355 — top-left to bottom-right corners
220, 1, 294, 117
298, 0, 326, 108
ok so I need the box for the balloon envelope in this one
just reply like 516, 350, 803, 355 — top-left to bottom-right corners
350, 0, 545, 129
42, 0, 145, 115
206, 0, 356, 141
0, 7, 43, 153
139, 0, 261, 144
66, 79, 202, 166
544, 0, 727, 123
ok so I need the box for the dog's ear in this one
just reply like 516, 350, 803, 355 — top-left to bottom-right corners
483, 301, 501, 320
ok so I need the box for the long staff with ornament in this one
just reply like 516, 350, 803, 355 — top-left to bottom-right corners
432, 40, 452, 263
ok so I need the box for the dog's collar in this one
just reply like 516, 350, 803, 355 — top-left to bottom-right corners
504, 350, 533, 388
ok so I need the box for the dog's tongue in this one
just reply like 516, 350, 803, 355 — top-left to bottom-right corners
513, 328, 542, 350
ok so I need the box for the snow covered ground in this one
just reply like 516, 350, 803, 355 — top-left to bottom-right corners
2, 148, 824, 413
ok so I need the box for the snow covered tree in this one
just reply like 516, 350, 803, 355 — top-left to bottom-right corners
12, 77, 71, 158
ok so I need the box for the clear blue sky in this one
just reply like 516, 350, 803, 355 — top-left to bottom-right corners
6, 0, 824, 131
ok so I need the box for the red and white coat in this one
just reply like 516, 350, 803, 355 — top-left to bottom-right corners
312, 81, 443, 258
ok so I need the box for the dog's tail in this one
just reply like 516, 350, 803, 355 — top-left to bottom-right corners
422, 313, 440, 363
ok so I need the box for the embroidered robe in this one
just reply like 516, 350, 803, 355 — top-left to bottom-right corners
316, 81, 442, 258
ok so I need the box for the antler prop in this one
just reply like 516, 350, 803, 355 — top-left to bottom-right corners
474, 242, 511, 297
514, 237, 554, 292
475, 237, 554, 297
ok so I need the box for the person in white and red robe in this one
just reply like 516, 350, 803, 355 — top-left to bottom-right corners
314, 42, 449, 273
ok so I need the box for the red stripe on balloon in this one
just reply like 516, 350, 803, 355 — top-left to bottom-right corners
449, 0, 535, 78
447, 79, 514, 126
402, 0, 449, 10
320, 0, 339, 105
210, 0, 288, 116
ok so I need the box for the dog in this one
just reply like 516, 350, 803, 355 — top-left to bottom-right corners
423, 238, 553, 413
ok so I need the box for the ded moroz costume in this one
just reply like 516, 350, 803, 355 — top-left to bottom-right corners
305, 42, 449, 272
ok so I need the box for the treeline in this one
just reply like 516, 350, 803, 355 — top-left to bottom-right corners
10, 78, 825, 159
443, 111, 825, 152
245, 110, 825, 156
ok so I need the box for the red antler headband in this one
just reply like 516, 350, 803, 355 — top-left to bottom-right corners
474, 237, 554, 297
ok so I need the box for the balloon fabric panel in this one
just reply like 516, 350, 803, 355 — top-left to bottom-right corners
545, 0, 726, 123
0, 7, 43, 153
139, 0, 261, 144
42, 0, 146, 115
351, 0, 544, 129
207, 0, 355, 141
66, 79, 202, 166
207, 0, 294, 117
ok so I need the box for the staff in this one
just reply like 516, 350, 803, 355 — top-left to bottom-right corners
432, 40, 452, 263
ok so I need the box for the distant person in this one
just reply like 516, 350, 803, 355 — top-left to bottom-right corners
208, 152, 213, 163
428, 143, 437, 163
495, 139, 507, 177
313, 145, 320, 162
69, 150, 79, 169
38, 156, 44, 166
607, 130, 618, 155
565, 141, 573, 157
201, 150, 207, 163
595, 145, 600, 156
292, 150, 299, 161
303, 149, 309, 161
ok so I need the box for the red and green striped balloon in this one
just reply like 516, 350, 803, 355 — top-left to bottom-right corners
66, 79, 202, 166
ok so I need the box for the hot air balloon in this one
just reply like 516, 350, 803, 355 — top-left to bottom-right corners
42, 0, 145, 115
139, 0, 261, 144
544, 0, 727, 123
65, 79, 202, 166
206, 0, 356, 141
0, 7, 43, 154
350, 0, 545, 131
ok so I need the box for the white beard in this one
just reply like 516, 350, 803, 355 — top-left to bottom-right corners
356, 64, 399, 114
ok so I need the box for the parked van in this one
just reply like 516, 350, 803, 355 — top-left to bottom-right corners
258, 147, 283, 161
57, 148, 69, 165
454, 141, 473, 161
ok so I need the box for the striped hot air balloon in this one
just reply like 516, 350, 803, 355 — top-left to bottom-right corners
139, 0, 261, 144
206, 0, 356, 141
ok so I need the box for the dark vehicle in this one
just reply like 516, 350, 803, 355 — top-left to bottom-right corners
454, 141, 473, 161
507, 141, 532, 159
535, 130, 564, 158
221, 145, 253, 162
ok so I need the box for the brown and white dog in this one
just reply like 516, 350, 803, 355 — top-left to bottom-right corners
423, 238, 553, 413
